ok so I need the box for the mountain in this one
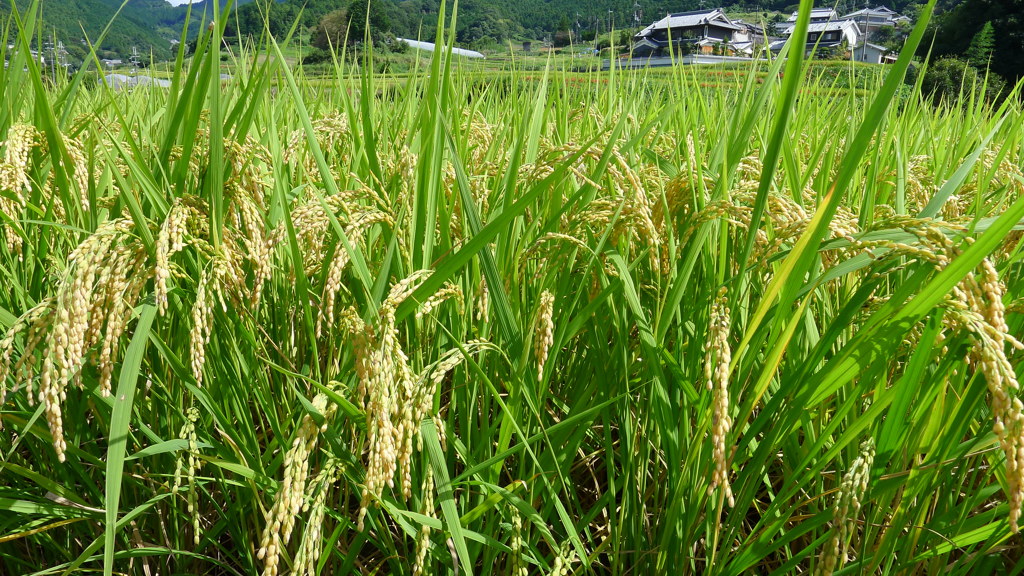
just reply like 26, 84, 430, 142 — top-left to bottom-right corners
2, 0, 172, 61
3, 0, 953, 65
0, 0, 256, 64
926, 0, 1024, 81
224, 0, 941, 47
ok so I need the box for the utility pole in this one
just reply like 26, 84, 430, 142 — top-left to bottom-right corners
130, 45, 140, 75
860, 0, 869, 62
44, 39, 54, 79
56, 40, 68, 75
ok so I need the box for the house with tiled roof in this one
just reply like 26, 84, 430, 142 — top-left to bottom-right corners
632, 9, 746, 56
854, 41, 897, 64
630, 5, 902, 63
770, 19, 862, 57
788, 7, 839, 23
729, 22, 770, 56
842, 6, 910, 27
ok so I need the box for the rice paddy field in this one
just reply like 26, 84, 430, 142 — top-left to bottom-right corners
2, 0, 1024, 574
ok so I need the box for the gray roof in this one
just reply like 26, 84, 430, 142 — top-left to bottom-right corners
843, 6, 898, 17
637, 8, 743, 36
783, 20, 861, 34
787, 8, 838, 22
842, 7, 909, 24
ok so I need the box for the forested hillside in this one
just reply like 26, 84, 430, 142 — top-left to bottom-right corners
0, 0, 256, 63
925, 0, 1023, 83
0, 0, 177, 61
7, 0, 1022, 84
224, 0, 941, 49
223, 0, 1020, 82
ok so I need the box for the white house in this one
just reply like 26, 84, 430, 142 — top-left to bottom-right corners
788, 7, 839, 22
630, 6, 901, 63
842, 6, 910, 27
853, 42, 895, 63
771, 19, 862, 56
729, 22, 769, 56
805, 20, 861, 48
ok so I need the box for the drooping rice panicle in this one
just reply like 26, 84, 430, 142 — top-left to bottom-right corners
816, 438, 875, 576
705, 287, 734, 507
534, 291, 555, 382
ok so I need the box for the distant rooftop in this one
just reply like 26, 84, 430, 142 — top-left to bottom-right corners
636, 8, 744, 37
787, 8, 838, 22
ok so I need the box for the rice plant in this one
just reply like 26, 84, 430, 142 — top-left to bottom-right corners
2, 0, 1024, 574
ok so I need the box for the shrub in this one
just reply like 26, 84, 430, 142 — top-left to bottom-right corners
302, 48, 332, 65
921, 57, 1006, 106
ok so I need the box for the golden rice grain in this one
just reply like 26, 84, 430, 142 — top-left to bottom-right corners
319, 209, 393, 335
816, 438, 874, 576
534, 291, 555, 382
411, 467, 436, 576
35, 219, 146, 460
705, 287, 734, 507
508, 505, 528, 576
346, 274, 482, 531
189, 267, 215, 387
172, 407, 202, 545
0, 299, 54, 414
548, 541, 577, 576
0, 125, 39, 256
258, 392, 338, 576
845, 219, 1024, 531
293, 458, 340, 576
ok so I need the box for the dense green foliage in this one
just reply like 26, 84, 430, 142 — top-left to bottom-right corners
4, 1, 1024, 575
927, 0, 1024, 82
965, 20, 996, 67
920, 56, 1006, 105
0, 0, 176, 61
0, 0, 263, 63
308, 1, 393, 52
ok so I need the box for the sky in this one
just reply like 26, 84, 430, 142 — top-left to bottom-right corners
164, 0, 198, 5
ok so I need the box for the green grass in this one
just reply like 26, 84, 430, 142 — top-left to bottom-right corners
2, 0, 1024, 574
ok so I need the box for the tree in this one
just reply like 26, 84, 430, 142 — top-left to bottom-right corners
921, 57, 1006, 106
312, 8, 352, 51
965, 21, 995, 68
869, 21, 910, 54
552, 16, 574, 48
312, 0, 392, 51
617, 29, 633, 50
347, 0, 391, 46
454, 0, 522, 44
926, 0, 1024, 83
